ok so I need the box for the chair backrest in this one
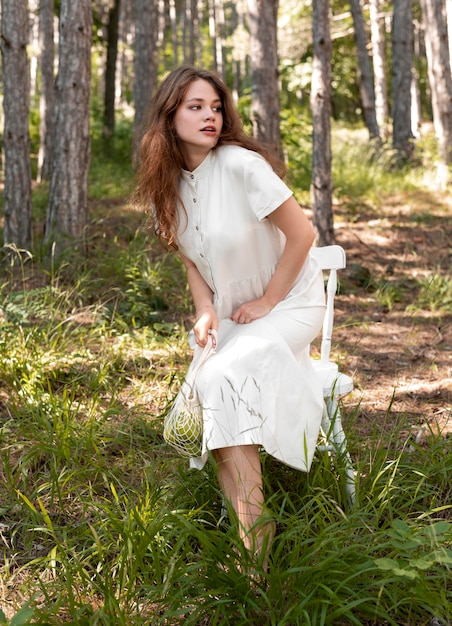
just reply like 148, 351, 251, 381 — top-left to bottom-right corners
310, 245, 346, 362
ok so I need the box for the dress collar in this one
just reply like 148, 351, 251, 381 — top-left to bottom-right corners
181, 149, 215, 181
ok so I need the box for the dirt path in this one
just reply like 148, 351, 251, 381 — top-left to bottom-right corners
326, 191, 451, 445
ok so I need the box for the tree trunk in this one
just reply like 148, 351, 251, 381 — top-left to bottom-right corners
0, 0, 32, 253
392, 0, 414, 160
169, 0, 178, 65
349, 0, 381, 140
208, 0, 218, 72
194, 0, 202, 66
115, 0, 134, 110
45, 0, 92, 253
247, 0, 281, 158
421, 0, 452, 158
411, 68, 421, 138
420, 0, 452, 178
215, 0, 226, 78
447, 0, 452, 72
103, 0, 121, 138
369, 0, 389, 135
37, 0, 56, 183
185, 0, 199, 65
230, 0, 246, 102
133, 0, 158, 155
29, 4, 39, 99
188, 0, 194, 65
310, 0, 334, 246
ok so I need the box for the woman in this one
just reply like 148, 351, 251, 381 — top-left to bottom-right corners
134, 65, 326, 566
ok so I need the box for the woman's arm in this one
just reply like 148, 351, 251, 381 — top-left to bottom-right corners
179, 252, 219, 346
231, 196, 315, 324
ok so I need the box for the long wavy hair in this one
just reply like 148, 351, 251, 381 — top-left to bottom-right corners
132, 65, 286, 250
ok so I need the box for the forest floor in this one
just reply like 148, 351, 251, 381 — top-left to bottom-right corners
322, 188, 451, 448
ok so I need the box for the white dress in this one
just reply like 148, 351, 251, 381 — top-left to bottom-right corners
176, 145, 326, 472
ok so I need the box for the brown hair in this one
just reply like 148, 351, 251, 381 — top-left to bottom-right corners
132, 65, 286, 250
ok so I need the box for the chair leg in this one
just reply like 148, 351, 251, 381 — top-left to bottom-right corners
324, 396, 356, 507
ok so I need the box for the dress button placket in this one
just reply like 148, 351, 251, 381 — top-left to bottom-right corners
187, 168, 217, 298
190, 178, 203, 259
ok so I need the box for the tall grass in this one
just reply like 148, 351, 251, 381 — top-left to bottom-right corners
1, 125, 451, 625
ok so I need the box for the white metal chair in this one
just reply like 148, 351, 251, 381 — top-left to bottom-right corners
310, 245, 356, 505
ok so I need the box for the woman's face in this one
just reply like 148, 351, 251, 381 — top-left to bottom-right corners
173, 78, 223, 169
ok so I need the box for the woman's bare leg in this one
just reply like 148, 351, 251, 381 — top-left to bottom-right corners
213, 445, 275, 566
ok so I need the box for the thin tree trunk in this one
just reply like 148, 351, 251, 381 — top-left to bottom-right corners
133, 0, 158, 155
411, 68, 421, 138
29, 1, 39, 98
45, 0, 92, 253
114, 0, 134, 109
184, 0, 201, 65
194, 0, 202, 66
392, 0, 414, 160
37, 0, 55, 182
369, 0, 389, 135
247, 0, 281, 157
185, 0, 193, 65
231, 2, 240, 101
311, 0, 334, 246
1, 0, 32, 253
182, 0, 188, 63
157, 0, 165, 53
447, 0, 452, 72
349, 0, 381, 140
215, 0, 226, 78
209, 0, 218, 73
420, 0, 452, 183
169, 0, 178, 65
103, 0, 121, 137
229, 0, 247, 101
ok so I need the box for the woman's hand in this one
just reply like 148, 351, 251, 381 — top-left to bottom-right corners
194, 306, 219, 347
178, 252, 218, 347
231, 297, 273, 325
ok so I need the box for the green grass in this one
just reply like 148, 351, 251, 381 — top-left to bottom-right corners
0, 123, 451, 625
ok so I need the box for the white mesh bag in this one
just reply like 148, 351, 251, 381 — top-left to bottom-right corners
164, 330, 217, 458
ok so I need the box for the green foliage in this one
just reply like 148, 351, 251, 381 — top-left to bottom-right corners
280, 107, 313, 198
331, 127, 418, 206
411, 273, 452, 314
332, 39, 361, 123
88, 117, 135, 199
0, 602, 35, 626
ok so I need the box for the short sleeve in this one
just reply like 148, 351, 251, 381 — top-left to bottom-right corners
240, 151, 293, 221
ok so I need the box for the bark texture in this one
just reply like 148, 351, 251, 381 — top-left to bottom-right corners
349, 0, 380, 140
133, 0, 158, 154
420, 0, 452, 167
1, 0, 32, 251
392, 0, 414, 159
37, 0, 55, 182
310, 0, 334, 246
247, 0, 281, 158
104, 0, 122, 136
369, 0, 389, 132
45, 0, 92, 252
